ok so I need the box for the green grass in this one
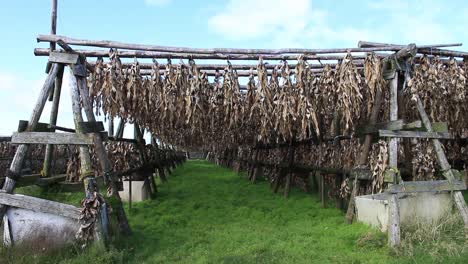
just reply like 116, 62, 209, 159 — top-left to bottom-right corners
3, 160, 467, 263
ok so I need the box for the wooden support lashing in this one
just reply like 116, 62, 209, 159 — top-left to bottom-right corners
0, 63, 60, 219
414, 94, 468, 235
74, 66, 131, 235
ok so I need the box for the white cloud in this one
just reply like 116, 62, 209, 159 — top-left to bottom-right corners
208, 0, 459, 48
144, 0, 172, 6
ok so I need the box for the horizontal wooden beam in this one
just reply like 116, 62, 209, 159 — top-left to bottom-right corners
37, 34, 439, 55
379, 130, 452, 139
35, 48, 369, 61
387, 180, 466, 194
358, 40, 462, 49
0, 192, 80, 219
11, 132, 96, 145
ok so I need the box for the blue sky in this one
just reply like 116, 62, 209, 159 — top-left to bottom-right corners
0, 0, 467, 137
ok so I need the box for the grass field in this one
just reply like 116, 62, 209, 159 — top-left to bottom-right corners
3, 160, 467, 263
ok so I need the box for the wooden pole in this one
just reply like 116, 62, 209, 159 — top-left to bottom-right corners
0, 63, 60, 219
37, 34, 465, 55
42, 64, 64, 177
75, 74, 132, 235
35, 48, 368, 61
50, 0, 57, 51
69, 67, 106, 246
388, 73, 401, 247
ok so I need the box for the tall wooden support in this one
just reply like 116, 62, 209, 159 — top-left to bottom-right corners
50, 0, 57, 51
68, 69, 97, 192
43, 65, 64, 177
414, 95, 468, 232
0, 63, 60, 219
388, 73, 401, 247
75, 72, 131, 235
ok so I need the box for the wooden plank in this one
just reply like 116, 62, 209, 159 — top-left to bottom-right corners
18, 120, 54, 132
48, 51, 79, 64
431, 122, 448, 133
379, 130, 452, 139
3, 215, 12, 247
403, 120, 422, 130
387, 180, 466, 194
36, 174, 67, 186
79, 121, 105, 133
362, 120, 404, 134
0, 192, 80, 220
350, 168, 372, 180
16, 174, 41, 187
11, 132, 95, 145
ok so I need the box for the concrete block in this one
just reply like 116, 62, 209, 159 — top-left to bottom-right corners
355, 192, 453, 232
118, 180, 151, 202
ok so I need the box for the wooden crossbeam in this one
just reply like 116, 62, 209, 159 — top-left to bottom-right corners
11, 132, 95, 145
0, 192, 80, 220
379, 130, 452, 139
387, 180, 466, 194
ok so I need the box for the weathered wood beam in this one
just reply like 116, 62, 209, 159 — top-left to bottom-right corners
0, 192, 80, 220
387, 180, 466, 194
358, 40, 462, 49
37, 34, 439, 55
50, 0, 57, 51
379, 130, 452, 139
35, 48, 368, 61
388, 71, 401, 247
90, 61, 364, 70
43, 64, 64, 177
11, 132, 97, 145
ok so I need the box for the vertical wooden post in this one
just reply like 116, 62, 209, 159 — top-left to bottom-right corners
320, 173, 326, 208
50, 0, 57, 51
128, 174, 132, 211
388, 73, 401, 247
75, 70, 131, 235
43, 64, 64, 177
69, 67, 106, 246
0, 63, 60, 219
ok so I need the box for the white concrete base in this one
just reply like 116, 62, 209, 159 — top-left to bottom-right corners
118, 180, 151, 202
3, 207, 79, 249
355, 192, 453, 232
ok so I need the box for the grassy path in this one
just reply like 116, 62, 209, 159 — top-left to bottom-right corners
7, 160, 468, 263
121, 160, 391, 263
